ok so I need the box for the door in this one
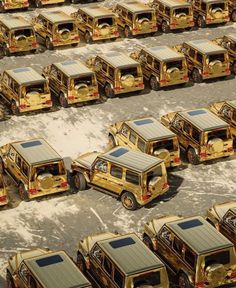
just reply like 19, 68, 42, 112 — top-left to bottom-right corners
91, 158, 109, 190
49, 65, 61, 95
108, 164, 124, 194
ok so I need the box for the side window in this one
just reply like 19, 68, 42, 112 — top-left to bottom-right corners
189, 48, 195, 59
173, 237, 183, 255
110, 165, 123, 179
12, 81, 19, 94
120, 124, 129, 137
192, 127, 200, 142
16, 155, 22, 168
183, 122, 191, 134
122, 10, 127, 17
159, 4, 164, 12
224, 211, 236, 228
137, 138, 145, 152
94, 159, 108, 173
159, 227, 172, 245
154, 60, 160, 72
19, 263, 29, 283
196, 52, 203, 63
184, 248, 196, 268
147, 55, 153, 66
126, 170, 139, 185
102, 62, 108, 73
103, 256, 112, 275
114, 268, 124, 288
47, 22, 53, 32
129, 131, 137, 144
127, 12, 133, 21
91, 244, 102, 264
165, 7, 170, 16
61, 74, 68, 87
2, 73, 9, 85
201, 2, 206, 10
109, 67, 114, 78
221, 105, 232, 119
22, 161, 29, 177
88, 17, 93, 26
50, 66, 58, 78
8, 147, 16, 161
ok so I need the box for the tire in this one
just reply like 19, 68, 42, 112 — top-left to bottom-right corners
6, 271, 16, 288
18, 183, 29, 201
71, 43, 78, 47
143, 235, 154, 250
231, 10, 236, 22
84, 31, 92, 44
232, 61, 236, 75
149, 75, 160, 91
161, 21, 170, 33
3, 44, 10, 57
197, 15, 206, 28
0, 157, 5, 174
104, 83, 115, 98
121, 191, 138, 210
191, 69, 203, 83
35, 0, 42, 7
187, 148, 200, 165
77, 253, 86, 273
73, 172, 87, 191
45, 37, 53, 50
178, 272, 192, 288
108, 134, 116, 148
124, 26, 132, 38
59, 93, 69, 108
11, 101, 20, 116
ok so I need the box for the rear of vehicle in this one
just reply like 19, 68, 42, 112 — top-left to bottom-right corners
133, 9, 157, 35
9, 27, 38, 54
93, 16, 119, 41
1, 0, 29, 10
151, 136, 181, 168
39, 0, 64, 6
115, 64, 144, 94
160, 57, 189, 86
28, 160, 68, 199
206, 0, 229, 24
171, 5, 194, 29
139, 162, 169, 206
0, 175, 8, 206
68, 73, 99, 104
20, 80, 52, 113
52, 21, 80, 47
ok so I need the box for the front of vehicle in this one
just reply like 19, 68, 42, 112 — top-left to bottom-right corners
19, 80, 52, 113
53, 21, 80, 47
133, 9, 157, 35
206, 0, 229, 24
170, 4, 194, 29
93, 15, 119, 41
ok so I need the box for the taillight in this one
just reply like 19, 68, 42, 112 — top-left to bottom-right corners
138, 82, 144, 88
196, 282, 205, 288
230, 271, 236, 278
114, 86, 122, 91
0, 195, 7, 202
32, 42, 38, 48
74, 36, 80, 41
162, 182, 169, 190
29, 188, 37, 194
200, 152, 207, 158
93, 91, 99, 96
68, 96, 74, 101
223, 15, 229, 19
61, 181, 68, 188
174, 157, 180, 163
183, 75, 189, 81
45, 100, 52, 105
160, 79, 167, 84
133, 27, 140, 32
227, 147, 233, 152
20, 104, 27, 109
225, 67, 230, 73
142, 194, 151, 201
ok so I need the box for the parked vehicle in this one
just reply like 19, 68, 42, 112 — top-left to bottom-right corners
0, 174, 8, 206
0, 0, 28, 12
229, 0, 236, 21
34, 0, 64, 8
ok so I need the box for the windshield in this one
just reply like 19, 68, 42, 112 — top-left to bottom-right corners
209, 2, 226, 10
57, 22, 74, 32
208, 53, 225, 63
152, 139, 175, 152
133, 271, 161, 287
166, 60, 183, 70
97, 17, 114, 26
136, 12, 153, 21
204, 250, 230, 267
25, 83, 46, 94
207, 129, 228, 141
173, 7, 190, 15
13, 29, 34, 38
120, 67, 138, 77
73, 75, 93, 87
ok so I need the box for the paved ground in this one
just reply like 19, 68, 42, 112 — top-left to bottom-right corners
0, 0, 236, 287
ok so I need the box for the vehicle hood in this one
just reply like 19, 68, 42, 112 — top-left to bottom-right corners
73, 152, 100, 170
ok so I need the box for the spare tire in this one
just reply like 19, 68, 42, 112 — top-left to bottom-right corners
121, 74, 135, 88
208, 138, 224, 153
15, 34, 27, 42
176, 12, 187, 18
59, 28, 70, 40
153, 148, 170, 160
98, 23, 110, 36
167, 67, 180, 76
211, 7, 223, 18
37, 173, 54, 189
205, 263, 226, 286
75, 83, 89, 95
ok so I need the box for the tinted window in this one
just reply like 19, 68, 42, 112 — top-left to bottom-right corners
205, 250, 230, 266
192, 127, 200, 142
129, 131, 137, 144
196, 53, 203, 63
207, 129, 228, 141
110, 165, 122, 179
114, 268, 124, 288
133, 271, 161, 287
97, 17, 114, 26
103, 257, 112, 274
185, 249, 196, 268
126, 170, 140, 185
137, 138, 145, 152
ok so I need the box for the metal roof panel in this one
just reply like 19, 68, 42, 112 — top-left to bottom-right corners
157, 0, 191, 7
100, 52, 139, 68
0, 15, 32, 29
54, 60, 93, 77
186, 39, 226, 54
145, 46, 185, 61
40, 11, 74, 23
118, 1, 155, 13
79, 6, 115, 18
6, 67, 45, 85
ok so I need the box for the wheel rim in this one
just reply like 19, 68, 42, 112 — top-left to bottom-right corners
150, 77, 157, 90
233, 63, 236, 74
74, 174, 80, 189
105, 85, 111, 97
188, 150, 194, 163
123, 195, 133, 209
11, 102, 18, 115
124, 27, 129, 37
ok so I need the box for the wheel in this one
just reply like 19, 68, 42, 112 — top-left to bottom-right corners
178, 273, 192, 288
124, 26, 132, 38
73, 173, 87, 191
191, 68, 203, 83
59, 93, 69, 108
0, 2, 5, 13
84, 31, 92, 44
71, 43, 78, 47
187, 148, 200, 165
11, 101, 20, 116
30, 49, 37, 54
104, 83, 115, 98
143, 235, 154, 250
149, 75, 160, 91
108, 134, 116, 148
18, 183, 29, 201
77, 253, 86, 273
35, 0, 42, 7
6, 271, 16, 288
121, 192, 138, 210
3, 44, 10, 57
232, 61, 236, 75
161, 21, 170, 33
45, 37, 53, 50
0, 157, 5, 174
197, 15, 206, 28
231, 10, 236, 22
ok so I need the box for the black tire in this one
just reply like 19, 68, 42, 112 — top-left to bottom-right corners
77, 252, 86, 273
232, 61, 236, 75
121, 191, 138, 210
35, 0, 42, 7
3, 44, 10, 57
18, 183, 29, 201
6, 271, 16, 288
45, 37, 53, 50
231, 10, 236, 22
197, 15, 206, 28
0, 157, 5, 174
124, 26, 132, 38
191, 68, 203, 83
143, 235, 154, 250
11, 101, 20, 116
59, 92, 69, 108
187, 147, 200, 165
0, 2, 5, 13
108, 134, 116, 148
84, 31, 92, 44
71, 43, 78, 47
149, 75, 160, 91
178, 272, 192, 288
73, 172, 87, 191
104, 83, 115, 98
161, 21, 170, 33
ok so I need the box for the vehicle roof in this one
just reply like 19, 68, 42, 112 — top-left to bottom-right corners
226, 34, 236, 42
40, 11, 74, 23
0, 15, 32, 29
54, 60, 93, 78
118, 1, 154, 12
227, 100, 236, 110
178, 108, 229, 131
6, 67, 46, 86
101, 146, 162, 172
213, 201, 236, 219
98, 233, 164, 275
185, 39, 226, 54
11, 138, 62, 165
144, 46, 185, 62
79, 6, 115, 18
99, 51, 139, 68
156, 0, 191, 8
167, 216, 233, 254
25, 251, 91, 288
126, 117, 176, 141
202, 0, 225, 3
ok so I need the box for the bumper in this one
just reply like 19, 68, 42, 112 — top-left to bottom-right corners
40, 0, 64, 4
67, 93, 100, 104
138, 185, 169, 206
19, 101, 52, 113
160, 78, 189, 87
132, 28, 158, 35
165, 158, 182, 168
52, 39, 80, 47
2, 2, 29, 9
114, 84, 144, 95
202, 71, 230, 79
92, 34, 119, 41
28, 185, 69, 199
9, 45, 38, 53
199, 150, 234, 162
206, 18, 229, 24
170, 22, 194, 30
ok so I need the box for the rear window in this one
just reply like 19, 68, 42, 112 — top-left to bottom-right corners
57, 22, 74, 32
209, 2, 226, 10
207, 129, 228, 141
153, 139, 174, 152
208, 53, 225, 63
205, 250, 230, 266
97, 17, 114, 26
35, 162, 65, 177
146, 166, 162, 184
136, 12, 153, 21
166, 60, 183, 70
13, 29, 33, 38
173, 7, 190, 15
73, 75, 92, 86
126, 170, 140, 185
120, 67, 138, 77
25, 83, 45, 94
133, 271, 161, 287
